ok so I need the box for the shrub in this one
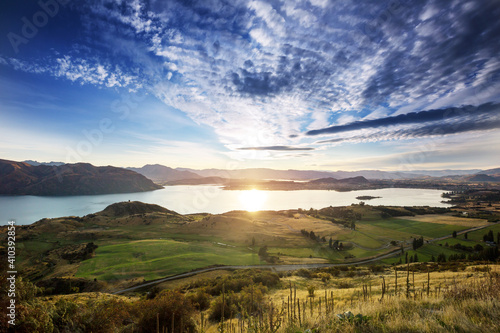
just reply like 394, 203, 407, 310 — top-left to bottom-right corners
369, 265, 385, 273
186, 289, 211, 311
136, 290, 196, 333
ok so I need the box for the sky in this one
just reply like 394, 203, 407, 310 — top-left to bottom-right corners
0, 0, 499, 171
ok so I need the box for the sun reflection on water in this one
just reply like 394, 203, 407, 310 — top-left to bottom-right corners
238, 189, 268, 212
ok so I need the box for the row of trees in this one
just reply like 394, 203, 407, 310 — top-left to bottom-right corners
412, 237, 424, 250
483, 230, 500, 244
299, 230, 345, 251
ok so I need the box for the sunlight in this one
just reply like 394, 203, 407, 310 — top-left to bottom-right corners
238, 189, 268, 212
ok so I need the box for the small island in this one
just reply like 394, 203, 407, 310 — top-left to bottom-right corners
356, 195, 382, 200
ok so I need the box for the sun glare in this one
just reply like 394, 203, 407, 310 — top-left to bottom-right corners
238, 189, 268, 212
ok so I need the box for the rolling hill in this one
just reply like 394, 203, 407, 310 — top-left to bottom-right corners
0, 159, 162, 195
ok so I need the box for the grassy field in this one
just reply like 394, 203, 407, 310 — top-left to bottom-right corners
77, 239, 262, 280
382, 243, 465, 264
11, 201, 499, 290
367, 217, 471, 239
398, 214, 490, 227
465, 223, 500, 241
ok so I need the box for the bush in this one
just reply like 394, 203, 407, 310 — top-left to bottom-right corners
136, 290, 196, 333
369, 265, 385, 273
186, 289, 211, 311
208, 292, 238, 322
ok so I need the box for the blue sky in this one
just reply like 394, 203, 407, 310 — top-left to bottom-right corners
1, 0, 499, 171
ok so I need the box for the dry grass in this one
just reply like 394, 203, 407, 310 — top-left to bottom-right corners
180, 211, 346, 246
201, 264, 500, 333
399, 214, 489, 227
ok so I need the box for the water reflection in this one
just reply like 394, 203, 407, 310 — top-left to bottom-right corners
238, 189, 268, 212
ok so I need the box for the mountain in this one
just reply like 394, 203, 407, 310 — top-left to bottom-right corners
0, 159, 162, 195
176, 167, 420, 180
166, 176, 228, 185
309, 176, 370, 184
464, 174, 500, 182
23, 160, 65, 167
399, 169, 483, 177
128, 164, 202, 183
479, 168, 500, 176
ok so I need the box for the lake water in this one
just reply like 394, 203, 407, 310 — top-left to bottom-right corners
0, 186, 450, 225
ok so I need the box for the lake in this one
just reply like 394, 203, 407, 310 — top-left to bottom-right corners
0, 186, 450, 225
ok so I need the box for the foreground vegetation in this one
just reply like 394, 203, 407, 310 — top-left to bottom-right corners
2, 263, 499, 332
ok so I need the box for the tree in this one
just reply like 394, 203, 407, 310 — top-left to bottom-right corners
258, 246, 268, 258
452, 231, 457, 238
464, 232, 468, 240
252, 237, 256, 246
431, 255, 436, 262
414, 253, 419, 262
329, 238, 333, 249
437, 253, 447, 262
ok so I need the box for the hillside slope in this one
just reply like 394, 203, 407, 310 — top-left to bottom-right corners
0, 159, 162, 195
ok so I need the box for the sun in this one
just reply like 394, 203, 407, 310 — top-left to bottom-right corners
238, 189, 268, 212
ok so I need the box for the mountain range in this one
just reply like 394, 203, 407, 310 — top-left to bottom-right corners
12, 160, 500, 190
0, 159, 161, 195
133, 166, 500, 183
127, 164, 201, 183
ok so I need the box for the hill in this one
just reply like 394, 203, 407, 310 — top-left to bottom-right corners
479, 167, 500, 176
127, 164, 202, 183
309, 176, 370, 184
0, 159, 162, 195
464, 174, 500, 182
98, 201, 180, 217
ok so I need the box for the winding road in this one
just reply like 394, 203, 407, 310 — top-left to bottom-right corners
112, 222, 498, 295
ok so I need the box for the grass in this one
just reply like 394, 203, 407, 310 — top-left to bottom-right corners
398, 214, 489, 227
383, 243, 468, 264
466, 223, 500, 241
435, 237, 482, 247
199, 264, 500, 332
336, 229, 385, 249
368, 217, 471, 239
77, 239, 262, 281
345, 246, 386, 259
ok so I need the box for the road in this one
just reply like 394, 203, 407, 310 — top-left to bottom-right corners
112, 221, 498, 295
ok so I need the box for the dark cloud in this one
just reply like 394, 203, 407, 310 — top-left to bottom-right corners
237, 146, 315, 151
360, 1, 500, 106
307, 103, 500, 136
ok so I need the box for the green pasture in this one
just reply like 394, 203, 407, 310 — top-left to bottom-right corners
366, 218, 470, 239
383, 243, 469, 264
77, 239, 262, 281
465, 223, 500, 242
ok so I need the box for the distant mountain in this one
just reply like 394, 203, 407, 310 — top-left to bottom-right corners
176, 167, 421, 180
399, 169, 483, 177
463, 174, 500, 182
166, 176, 228, 185
309, 176, 370, 184
0, 159, 162, 195
128, 164, 202, 183
479, 168, 500, 176
24, 160, 65, 166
